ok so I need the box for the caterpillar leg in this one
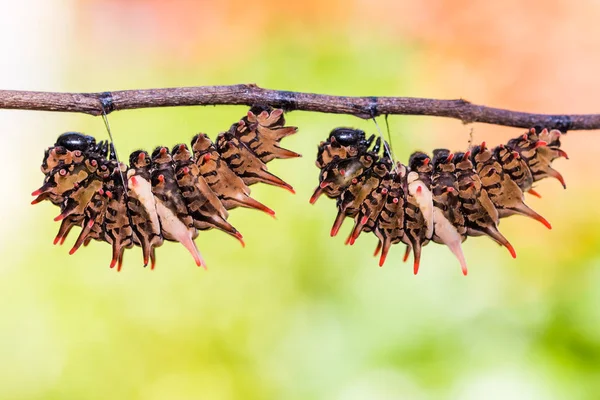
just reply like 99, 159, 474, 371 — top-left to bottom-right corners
309, 185, 326, 205
54, 216, 82, 245
69, 219, 96, 255
373, 241, 382, 257
403, 246, 411, 263
31, 192, 50, 205
509, 203, 552, 230
482, 225, 516, 259
149, 247, 157, 270
330, 209, 346, 237
411, 240, 422, 275
201, 217, 245, 247
31, 182, 55, 197
232, 231, 245, 248
117, 251, 125, 272
257, 171, 296, 194
226, 196, 276, 217
433, 209, 468, 275
379, 237, 393, 267
547, 167, 566, 189
179, 235, 206, 269
109, 242, 125, 272
555, 148, 569, 159
445, 239, 468, 276
139, 238, 151, 267
271, 147, 302, 159
348, 214, 369, 245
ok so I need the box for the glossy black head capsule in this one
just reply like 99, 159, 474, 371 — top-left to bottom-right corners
453, 151, 465, 163
151, 146, 172, 165
55, 132, 96, 152
329, 128, 367, 147
129, 150, 151, 169
492, 144, 507, 160
408, 151, 431, 171
171, 143, 190, 156
431, 148, 452, 168
469, 144, 486, 161
248, 105, 272, 116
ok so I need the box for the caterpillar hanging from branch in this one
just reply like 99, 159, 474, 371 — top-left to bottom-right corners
32, 106, 299, 271
310, 126, 568, 275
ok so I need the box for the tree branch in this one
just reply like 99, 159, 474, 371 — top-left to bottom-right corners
0, 84, 597, 130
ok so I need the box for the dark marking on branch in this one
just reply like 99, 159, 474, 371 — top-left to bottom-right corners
551, 115, 572, 133
368, 96, 379, 119
98, 92, 115, 114
276, 91, 298, 112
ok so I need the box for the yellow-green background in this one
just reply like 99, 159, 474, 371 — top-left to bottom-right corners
1, 1, 599, 399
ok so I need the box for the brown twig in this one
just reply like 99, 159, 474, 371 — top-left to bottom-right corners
0, 84, 597, 130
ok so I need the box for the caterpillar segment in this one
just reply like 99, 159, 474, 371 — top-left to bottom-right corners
312, 126, 568, 275
430, 149, 468, 275
493, 144, 534, 193
316, 127, 372, 169
373, 165, 408, 267
172, 143, 244, 247
311, 130, 378, 204
33, 108, 297, 270
102, 171, 135, 271
347, 165, 393, 245
471, 142, 552, 229
126, 150, 163, 268
233, 106, 301, 163
69, 188, 110, 257
341, 158, 393, 242
215, 129, 294, 193
407, 152, 434, 240
452, 152, 515, 259
507, 128, 567, 189
150, 146, 204, 268
191, 133, 275, 216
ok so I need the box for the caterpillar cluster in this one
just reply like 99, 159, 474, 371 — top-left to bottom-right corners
310, 127, 568, 275
33, 107, 299, 271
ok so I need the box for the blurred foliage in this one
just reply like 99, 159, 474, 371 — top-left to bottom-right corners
1, 1, 600, 399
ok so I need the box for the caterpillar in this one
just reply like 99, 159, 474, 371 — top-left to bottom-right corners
32, 106, 299, 271
310, 127, 568, 275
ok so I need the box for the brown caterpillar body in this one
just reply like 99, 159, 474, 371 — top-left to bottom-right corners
311, 127, 568, 276
33, 107, 299, 271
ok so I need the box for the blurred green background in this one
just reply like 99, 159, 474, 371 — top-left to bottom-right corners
1, 1, 600, 399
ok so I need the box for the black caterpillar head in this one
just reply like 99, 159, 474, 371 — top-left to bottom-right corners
247, 105, 285, 127
151, 146, 172, 164
55, 132, 96, 152
408, 151, 431, 172
172, 143, 193, 162
469, 142, 490, 163
433, 148, 457, 170
453, 151, 474, 170
432, 148, 452, 166
129, 150, 151, 169
329, 128, 368, 148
